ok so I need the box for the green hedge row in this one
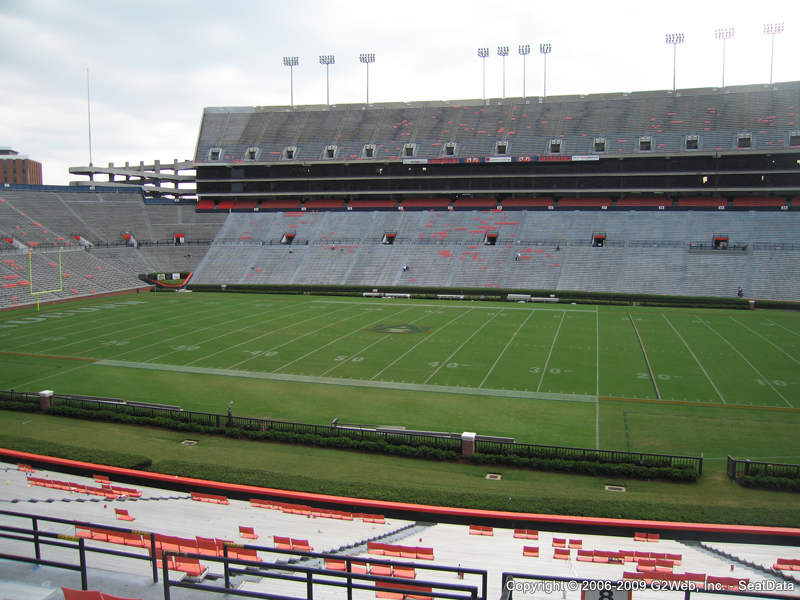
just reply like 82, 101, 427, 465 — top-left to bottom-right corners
0, 434, 152, 470
475, 443, 691, 468
469, 453, 698, 482
187, 283, 765, 310
27, 404, 696, 481
0, 430, 797, 525
737, 475, 800, 492
44, 404, 460, 461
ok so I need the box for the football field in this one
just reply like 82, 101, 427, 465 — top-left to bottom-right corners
0, 292, 799, 461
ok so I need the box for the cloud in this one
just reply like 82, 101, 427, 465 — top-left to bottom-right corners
1, 0, 798, 185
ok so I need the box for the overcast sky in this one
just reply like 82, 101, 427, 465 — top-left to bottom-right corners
1, 0, 798, 185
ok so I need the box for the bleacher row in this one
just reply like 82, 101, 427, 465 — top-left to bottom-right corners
0, 248, 150, 308
3, 187, 800, 309
250, 496, 386, 523
0, 190, 224, 247
0, 461, 797, 600
0, 188, 228, 308
195, 82, 800, 162
197, 196, 797, 212
190, 209, 800, 300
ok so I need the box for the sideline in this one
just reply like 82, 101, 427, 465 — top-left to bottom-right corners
94, 359, 597, 403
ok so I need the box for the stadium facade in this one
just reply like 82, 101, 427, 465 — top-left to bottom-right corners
193, 82, 800, 209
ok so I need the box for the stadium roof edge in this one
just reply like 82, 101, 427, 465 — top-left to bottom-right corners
203, 80, 800, 114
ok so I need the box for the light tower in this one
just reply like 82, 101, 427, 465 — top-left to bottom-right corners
714, 28, 734, 88
518, 44, 531, 101
763, 22, 784, 85
497, 45, 509, 99
319, 54, 335, 105
282, 56, 299, 108
359, 52, 375, 104
665, 33, 684, 92
539, 43, 552, 98
477, 47, 489, 100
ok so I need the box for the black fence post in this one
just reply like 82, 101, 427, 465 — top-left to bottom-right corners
78, 537, 88, 590
162, 551, 171, 600
148, 531, 158, 583
223, 544, 231, 589
346, 559, 353, 600
32, 517, 40, 561
306, 570, 314, 600
502, 573, 512, 600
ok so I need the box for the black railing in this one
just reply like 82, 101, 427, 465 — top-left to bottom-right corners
0, 389, 702, 473
163, 548, 482, 600
475, 439, 703, 475
727, 456, 800, 480
0, 509, 159, 588
0, 508, 486, 600
0, 390, 462, 451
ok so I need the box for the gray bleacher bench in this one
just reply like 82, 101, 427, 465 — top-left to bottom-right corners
436, 294, 464, 300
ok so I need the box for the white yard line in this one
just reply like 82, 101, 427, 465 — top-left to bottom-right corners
10, 362, 93, 390
595, 305, 600, 396
766, 318, 800, 338
96, 359, 598, 403
114, 302, 292, 362
701, 319, 792, 408
662, 314, 727, 404
226, 307, 365, 369
628, 313, 661, 400
424, 310, 503, 384
321, 310, 428, 377
479, 310, 535, 388
10, 301, 181, 351
187, 305, 352, 366
537, 312, 566, 392
145, 303, 310, 364
274, 306, 415, 373
369, 309, 473, 381
732, 317, 800, 365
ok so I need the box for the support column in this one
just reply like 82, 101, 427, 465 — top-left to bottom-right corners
38, 390, 54, 411
461, 432, 476, 458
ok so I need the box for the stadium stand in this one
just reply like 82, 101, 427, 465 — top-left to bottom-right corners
190, 209, 800, 300
2, 460, 795, 600
0, 187, 226, 308
194, 83, 800, 162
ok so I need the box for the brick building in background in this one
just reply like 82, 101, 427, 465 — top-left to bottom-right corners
0, 147, 42, 184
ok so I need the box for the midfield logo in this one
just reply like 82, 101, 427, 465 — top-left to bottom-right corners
368, 324, 431, 334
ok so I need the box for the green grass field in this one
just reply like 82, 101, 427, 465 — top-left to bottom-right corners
0, 291, 799, 465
